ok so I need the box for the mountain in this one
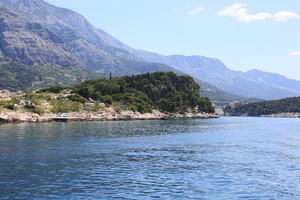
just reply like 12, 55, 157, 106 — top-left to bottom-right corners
124, 52, 300, 100
242, 69, 300, 96
0, 6, 100, 91
2, 0, 299, 101
0, 0, 137, 72
0, 0, 178, 76
0, 0, 243, 103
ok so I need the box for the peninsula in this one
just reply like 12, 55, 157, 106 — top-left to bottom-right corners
0, 72, 217, 123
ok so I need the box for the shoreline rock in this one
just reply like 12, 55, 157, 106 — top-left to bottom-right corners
0, 110, 218, 123
224, 112, 300, 118
262, 113, 300, 118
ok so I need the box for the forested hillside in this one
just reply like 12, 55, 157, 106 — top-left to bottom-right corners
40, 72, 215, 113
224, 97, 300, 116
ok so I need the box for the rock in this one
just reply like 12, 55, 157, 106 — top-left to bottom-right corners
0, 109, 218, 124
262, 113, 300, 118
0, 90, 24, 100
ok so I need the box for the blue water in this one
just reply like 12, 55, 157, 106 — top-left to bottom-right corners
0, 117, 300, 199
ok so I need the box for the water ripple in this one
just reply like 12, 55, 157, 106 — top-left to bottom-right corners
0, 117, 300, 199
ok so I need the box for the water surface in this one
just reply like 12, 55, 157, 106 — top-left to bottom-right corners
0, 117, 300, 199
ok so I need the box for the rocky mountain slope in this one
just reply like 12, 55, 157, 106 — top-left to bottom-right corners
0, 6, 78, 67
0, 6, 100, 91
0, 0, 178, 76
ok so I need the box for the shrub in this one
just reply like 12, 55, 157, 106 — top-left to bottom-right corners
130, 102, 151, 113
112, 103, 122, 114
128, 104, 137, 112
10, 98, 20, 105
25, 105, 45, 115
0, 101, 14, 110
68, 94, 87, 103
156, 98, 176, 113
84, 102, 106, 112
38, 86, 66, 93
51, 100, 82, 113
98, 96, 113, 104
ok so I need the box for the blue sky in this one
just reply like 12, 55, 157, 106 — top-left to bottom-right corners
44, 0, 300, 80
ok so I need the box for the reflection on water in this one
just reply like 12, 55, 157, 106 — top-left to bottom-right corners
0, 117, 300, 199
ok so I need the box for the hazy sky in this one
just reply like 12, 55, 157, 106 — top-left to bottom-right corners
44, 0, 300, 80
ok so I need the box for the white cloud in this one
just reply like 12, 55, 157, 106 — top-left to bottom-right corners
289, 51, 300, 56
218, 3, 246, 17
274, 11, 299, 22
218, 3, 272, 22
218, 3, 299, 22
189, 6, 206, 15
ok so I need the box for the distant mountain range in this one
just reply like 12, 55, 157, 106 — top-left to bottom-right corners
0, 0, 300, 101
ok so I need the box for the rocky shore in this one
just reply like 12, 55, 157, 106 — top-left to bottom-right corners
262, 113, 300, 118
0, 110, 218, 123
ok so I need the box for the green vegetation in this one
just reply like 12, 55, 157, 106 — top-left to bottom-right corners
1, 72, 214, 114
0, 61, 250, 104
0, 62, 101, 91
24, 104, 45, 115
67, 94, 87, 104
224, 97, 300, 116
50, 100, 82, 113
0, 100, 15, 110
38, 86, 66, 94
68, 72, 214, 113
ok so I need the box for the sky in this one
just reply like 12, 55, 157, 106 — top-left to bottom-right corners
44, 0, 300, 80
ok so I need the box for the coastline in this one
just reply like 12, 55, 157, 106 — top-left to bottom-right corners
223, 113, 300, 118
0, 110, 218, 123
262, 113, 300, 118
